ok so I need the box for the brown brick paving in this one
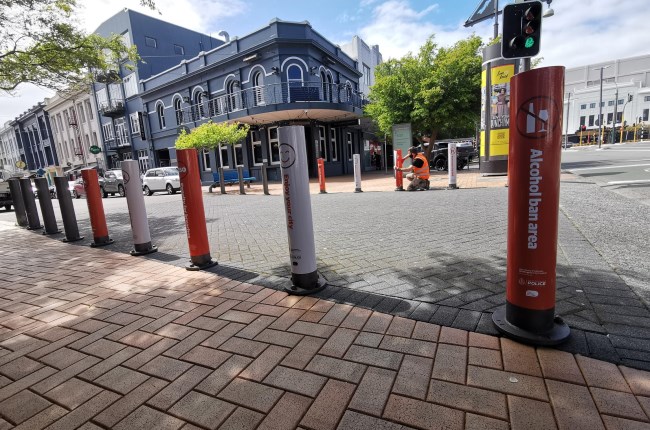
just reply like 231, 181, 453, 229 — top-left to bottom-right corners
0, 227, 649, 429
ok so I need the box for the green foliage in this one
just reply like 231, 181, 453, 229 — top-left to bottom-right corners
365, 35, 483, 147
0, 0, 154, 92
175, 121, 250, 150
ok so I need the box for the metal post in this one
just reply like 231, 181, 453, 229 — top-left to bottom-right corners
54, 176, 84, 242
81, 169, 113, 247
598, 67, 604, 149
353, 153, 362, 192
122, 160, 157, 256
8, 179, 28, 227
564, 92, 571, 149
278, 126, 326, 295
493, 0, 499, 39
19, 178, 42, 230
611, 88, 618, 144
384, 134, 388, 174
34, 178, 60, 235
317, 158, 327, 194
394, 149, 404, 191
237, 166, 246, 195
261, 159, 270, 195
448, 143, 458, 189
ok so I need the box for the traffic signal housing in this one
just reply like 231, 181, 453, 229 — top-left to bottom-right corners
502, 1, 543, 59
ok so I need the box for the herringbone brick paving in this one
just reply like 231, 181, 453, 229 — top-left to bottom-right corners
0, 226, 649, 429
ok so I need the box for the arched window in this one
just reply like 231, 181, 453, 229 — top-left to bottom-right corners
227, 80, 239, 111
156, 103, 165, 129
321, 71, 329, 101
195, 91, 206, 119
174, 97, 183, 125
287, 65, 303, 87
252, 71, 264, 106
346, 83, 353, 103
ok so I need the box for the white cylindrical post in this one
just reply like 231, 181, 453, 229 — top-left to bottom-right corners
122, 160, 157, 256
448, 143, 458, 189
353, 153, 363, 193
279, 126, 325, 295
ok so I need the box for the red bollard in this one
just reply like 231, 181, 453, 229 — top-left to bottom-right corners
394, 149, 404, 191
492, 66, 570, 346
177, 148, 217, 271
317, 158, 327, 194
81, 169, 113, 247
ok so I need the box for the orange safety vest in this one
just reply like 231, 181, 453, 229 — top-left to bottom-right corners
413, 153, 430, 180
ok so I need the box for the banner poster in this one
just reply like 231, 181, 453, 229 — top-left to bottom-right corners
491, 64, 514, 130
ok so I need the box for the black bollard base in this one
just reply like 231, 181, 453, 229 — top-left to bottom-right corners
27, 225, 43, 231
42, 229, 62, 236
395, 187, 404, 191
90, 236, 114, 247
355, 188, 363, 193
492, 306, 570, 346
285, 273, 327, 296
448, 184, 458, 190
130, 242, 158, 256
186, 253, 218, 271
62, 235, 85, 243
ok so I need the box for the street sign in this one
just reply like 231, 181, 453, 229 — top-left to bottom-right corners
37, 168, 45, 176
465, 0, 498, 27
89, 145, 101, 155
15, 160, 26, 169
516, 96, 560, 139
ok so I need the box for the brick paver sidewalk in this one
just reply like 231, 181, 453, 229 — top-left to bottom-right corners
0, 224, 649, 429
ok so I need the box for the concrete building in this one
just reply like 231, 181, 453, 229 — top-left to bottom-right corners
0, 122, 21, 173
139, 18, 366, 182
90, 9, 223, 169
564, 54, 650, 141
340, 35, 382, 97
10, 103, 58, 173
44, 89, 103, 175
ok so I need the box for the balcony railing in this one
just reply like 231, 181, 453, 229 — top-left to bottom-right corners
177, 82, 364, 124
99, 99, 125, 118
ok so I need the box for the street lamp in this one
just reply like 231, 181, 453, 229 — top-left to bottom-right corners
594, 65, 611, 149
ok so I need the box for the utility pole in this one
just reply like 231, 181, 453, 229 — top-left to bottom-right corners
597, 67, 605, 149
611, 88, 618, 144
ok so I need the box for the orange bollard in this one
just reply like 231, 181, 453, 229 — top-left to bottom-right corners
177, 148, 217, 271
81, 169, 113, 247
394, 149, 404, 191
317, 158, 327, 194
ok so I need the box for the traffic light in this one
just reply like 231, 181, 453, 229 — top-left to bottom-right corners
501, 1, 543, 59
628, 94, 633, 102
581, 125, 586, 131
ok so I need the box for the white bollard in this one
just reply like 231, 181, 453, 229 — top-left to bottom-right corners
448, 143, 458, 189
353, 153, 363, 193
122, 160, 157, 256
279, 126, 326, 295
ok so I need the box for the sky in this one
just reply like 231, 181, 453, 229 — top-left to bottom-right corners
2, 0, 649, 123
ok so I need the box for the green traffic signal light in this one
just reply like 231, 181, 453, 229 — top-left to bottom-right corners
501, 1, 543, 59
525, 37, 535, 49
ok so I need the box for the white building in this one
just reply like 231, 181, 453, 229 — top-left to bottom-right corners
0, 122, 21, 173
340, 35, 383, 97
44, 88, 104, 174
564, 54, 650, 137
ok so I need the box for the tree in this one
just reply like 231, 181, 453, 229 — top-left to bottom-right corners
0, 0, 155, 92
365, 35, 483, 157
175, 121, 250, 151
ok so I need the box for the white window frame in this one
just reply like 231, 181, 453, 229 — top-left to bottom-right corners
202, 148, 212, 172
156, 102, 166, 129
233, 143, 244, 166
347, 132, 353, 161
174, 97, 183, 124
219, 144, 230, 169
96, 88, 108, 109
138, 149, 150, 173
123, 73, 138, 98
108, 83, 122, 103
129, 112, 140, 135
102, 123, 114, 140
253, 71, 264, 106
268, 127, 280, 165
251, 130, 263, 166
115, 118, 129, 147
318, 126, 327, 161
363, 63, 371, 86
77, 103, 86, 123
123, 151, 133, 160
330, 127, 338, 161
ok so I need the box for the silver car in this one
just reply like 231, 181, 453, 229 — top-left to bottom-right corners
142, 167, 181, 196
100, 170, 126, 197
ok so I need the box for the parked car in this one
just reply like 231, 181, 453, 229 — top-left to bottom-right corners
100, 169, 126, 198
72, 178, 85, 199
142, 167, 181, 196
429, 141, 476, 171
0, 170, 13, 211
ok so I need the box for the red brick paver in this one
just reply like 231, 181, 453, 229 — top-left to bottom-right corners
0, 226, 648, 429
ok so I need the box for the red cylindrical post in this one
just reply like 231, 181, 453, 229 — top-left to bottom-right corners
394, 149, 404, 191
177, 148, 217, 271
492, 66, 570, 345
81, 169, 113, 247
317, 158, 327, 194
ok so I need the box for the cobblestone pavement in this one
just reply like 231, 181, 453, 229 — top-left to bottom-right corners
0, 170, 649, 371
0, 228, 649, 429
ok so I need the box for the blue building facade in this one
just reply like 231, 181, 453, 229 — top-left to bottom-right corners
10, 103, 58, 172
137, 19, 366, 182
91, 9, 224, 171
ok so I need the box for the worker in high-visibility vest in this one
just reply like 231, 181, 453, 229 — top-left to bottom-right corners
396, 146, 430, 191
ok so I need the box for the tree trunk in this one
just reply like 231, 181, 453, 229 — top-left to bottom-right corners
424, 129, 437, 159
